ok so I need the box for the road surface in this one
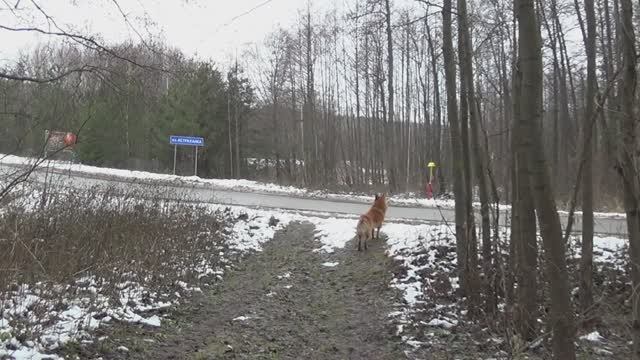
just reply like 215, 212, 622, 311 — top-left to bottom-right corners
0, 163, 628, 236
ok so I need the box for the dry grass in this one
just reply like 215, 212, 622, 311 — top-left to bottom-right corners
0, 182, 234, 349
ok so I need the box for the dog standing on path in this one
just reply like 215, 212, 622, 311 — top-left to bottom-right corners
355, 193, 388, 251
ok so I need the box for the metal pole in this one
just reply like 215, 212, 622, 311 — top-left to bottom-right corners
194, 146, 198, 176
173, 145, 177, 175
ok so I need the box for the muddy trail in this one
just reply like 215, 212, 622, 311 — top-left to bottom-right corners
101, 222, 406, 360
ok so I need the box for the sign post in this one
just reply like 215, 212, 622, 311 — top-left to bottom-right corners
169, 135, 205, 176
173, 145, 177, 175
427, 161, 437, 199
194, 146, 198, 176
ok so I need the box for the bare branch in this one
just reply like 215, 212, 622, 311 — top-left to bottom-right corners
0, 65, 95, 83
0, 24, 166, 73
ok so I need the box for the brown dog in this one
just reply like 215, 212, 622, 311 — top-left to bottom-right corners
355, 193, 388, 251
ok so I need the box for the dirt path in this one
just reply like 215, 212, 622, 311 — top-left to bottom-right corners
128, 222, 405, 360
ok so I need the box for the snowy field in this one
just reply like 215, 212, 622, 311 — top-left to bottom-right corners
0, 189, 627, 359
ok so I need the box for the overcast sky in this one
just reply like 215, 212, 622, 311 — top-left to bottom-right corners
1, 0, 584, 71
0, 0, 326, 67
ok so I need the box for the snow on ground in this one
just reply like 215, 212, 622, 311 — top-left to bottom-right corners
580, 331, 605, 342
307, 214, 464, 350
0, 154, 454, 210
321, 262, 339, 267
0, 154, 308, 196
2, 154, 631, 219
308, 215, 629, 354
0, 175, 630, 358
0, 203, 295, 359
570, 235, 628, 270
1, 190, 446, 358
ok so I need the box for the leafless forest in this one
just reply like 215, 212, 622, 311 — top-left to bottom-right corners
2, 0, 640, 358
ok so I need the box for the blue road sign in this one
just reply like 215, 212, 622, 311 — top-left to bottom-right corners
170, 135, 204, 146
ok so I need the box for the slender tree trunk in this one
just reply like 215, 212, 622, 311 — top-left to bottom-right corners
580, 0, 596, 317
516, 0, 576, 357
618, 0, 640, 357
443, 0, 468, 297
384, 0, 397, 193
512, 57, 538, 341
304, 8, 315, 186
426, 21, 443, 192
458, 0, 492, 315
405, 22, 411, 191
456, 0, 478, 316
228, 81, 233, 178
233, 61, 241, 179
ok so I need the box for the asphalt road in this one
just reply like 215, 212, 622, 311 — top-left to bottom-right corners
0, 163, 628, 236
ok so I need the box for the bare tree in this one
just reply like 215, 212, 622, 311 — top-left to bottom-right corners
516, 0, 576, 357
579, 0, 596, 317
617, 0, 640, 356
384, 0, 398, 193
512, 55, 539, 341
442, 0, 469, 300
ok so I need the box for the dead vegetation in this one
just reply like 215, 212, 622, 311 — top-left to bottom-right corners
0, 181, 236, 355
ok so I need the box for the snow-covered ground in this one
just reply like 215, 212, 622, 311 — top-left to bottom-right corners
298, 213, 628, 355
0, 171, 630, 358
0, 203, 295, 359
0, 154, 456, 209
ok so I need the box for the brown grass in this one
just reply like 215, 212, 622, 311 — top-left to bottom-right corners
0, 182, 234, 346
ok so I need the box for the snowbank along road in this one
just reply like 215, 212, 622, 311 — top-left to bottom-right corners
0, 162, 628, 236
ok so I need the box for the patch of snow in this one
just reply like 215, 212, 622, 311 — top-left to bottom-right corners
219, 206, 294, 252
310, 217, 356, 253
426, 318, 457, 329
594, 236, 626, 252
321, 262, 339, 267
594, 348, 613, 355
405, 339, 427, 348
0, 346, 62, 360
141, 315, 161, 327
394, 281, 423, 306
232, 316, 250, 321
580, 331, 605, 342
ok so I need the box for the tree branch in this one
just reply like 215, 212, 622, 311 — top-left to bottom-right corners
0, 24, 166, 73
0, 65, 95, 83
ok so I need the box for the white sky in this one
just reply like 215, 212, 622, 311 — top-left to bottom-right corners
0, 0, 322, 67
0, 0, 585, 72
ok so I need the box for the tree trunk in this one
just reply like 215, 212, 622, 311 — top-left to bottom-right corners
458, 0, 492, 315
384, 0, 397, 193
618, 0, 640, 357
580, 0, 596, 317
516, 0, 576, 358
426, 20, 443, 192
304, 8, 315, 186
405, 21, 411, 191
512, 56, 538, 341
443, 0, 468, 297
227, 81, 234, 178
